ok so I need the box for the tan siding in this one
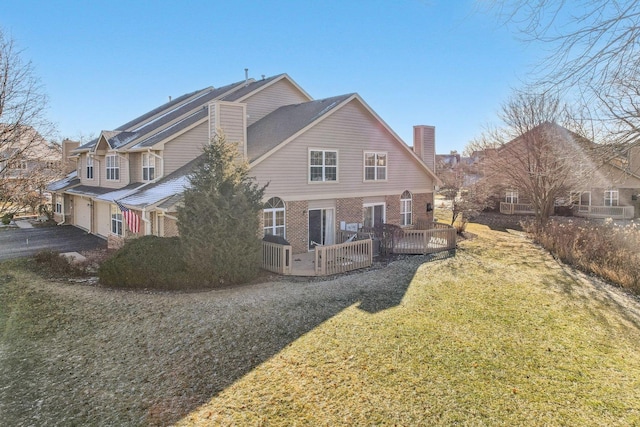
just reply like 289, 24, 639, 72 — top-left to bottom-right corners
211, 102, 247, 158
252, 99, 434, 201
163, 122, 208, 175
95, 202, 111, 237
244, 79, 310, 126
129, 152, 142, 183
78, 154, 100, 186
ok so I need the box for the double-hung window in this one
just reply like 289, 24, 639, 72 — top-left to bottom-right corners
505, 190, 518, 204
110, 204, 123, 236
604, 189, 619, 206
55, 201, 62, 214
364, 152, 387, 181
400, 190, 412, 226
309, 150, 337, 182
106, 154, 119, 181
86, 156, 94, 179
142, 153, 155, 181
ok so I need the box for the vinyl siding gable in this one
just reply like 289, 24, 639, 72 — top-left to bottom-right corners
163, 122, 208, 175
251, 99, 433, 201
244, 79, 311, 126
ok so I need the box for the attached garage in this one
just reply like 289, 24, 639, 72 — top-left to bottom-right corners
74, 196, 92, 232
95, 202, 111, 238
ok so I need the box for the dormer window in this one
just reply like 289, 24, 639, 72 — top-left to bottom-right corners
106, 154, 120, 181
142, 153, 155, 181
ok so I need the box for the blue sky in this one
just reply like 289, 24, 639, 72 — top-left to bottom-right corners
2, 0, 539, 154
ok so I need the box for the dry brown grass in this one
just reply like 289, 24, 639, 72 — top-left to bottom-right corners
2, 219, 640, 426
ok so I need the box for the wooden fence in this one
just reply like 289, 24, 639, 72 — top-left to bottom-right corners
314, 238, 373, 276
500, 202, 535, 215
572, 205, 635, 219
392, 226, 457, 255
337, 222, 457, 256
262, 240, 292, 275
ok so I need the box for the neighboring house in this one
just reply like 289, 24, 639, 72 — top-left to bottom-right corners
0, 125, 66, 214
482, 122, 640, 219
569, 144, 640, 219
435, 150, 482, 189
48, 73, 440, 254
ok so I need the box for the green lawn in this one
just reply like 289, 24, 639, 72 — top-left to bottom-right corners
179, 222, 640, 426
2, 220, 640, 426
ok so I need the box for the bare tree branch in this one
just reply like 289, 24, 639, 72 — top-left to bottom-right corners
0, 28, 59, 217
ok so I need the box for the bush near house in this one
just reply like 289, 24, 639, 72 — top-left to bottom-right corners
98, 236, 193, 290
523, 218, 640, 293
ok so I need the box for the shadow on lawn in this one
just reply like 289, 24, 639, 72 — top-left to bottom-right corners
142, 252, 464, 425
541, 260, 640, 334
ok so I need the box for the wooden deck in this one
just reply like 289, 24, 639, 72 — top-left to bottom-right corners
262, 222, 457, 277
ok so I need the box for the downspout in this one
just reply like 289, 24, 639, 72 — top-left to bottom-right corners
57, 194, 66, 225
141, 207, 151, 235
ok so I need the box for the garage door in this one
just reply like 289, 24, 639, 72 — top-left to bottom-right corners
74, 197, 92, 231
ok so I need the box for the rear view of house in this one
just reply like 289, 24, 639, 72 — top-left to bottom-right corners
49, 73, 442, 263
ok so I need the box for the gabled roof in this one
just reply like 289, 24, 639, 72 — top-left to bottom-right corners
129, 108, 208, 150
247, 92, 440, 183
221, 73, 312, 103
66, 184, 134, 198
72, 80, 248, 154
88, 182, 145, 202
117, 155, 201, 208
247, 94, 353, 162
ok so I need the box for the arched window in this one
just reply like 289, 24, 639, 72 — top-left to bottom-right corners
400, 190, 412, 226
263, 197, 286, 237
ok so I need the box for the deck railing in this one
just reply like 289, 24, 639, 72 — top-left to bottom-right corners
572, 205, 635, 219
262, 240, 292, 275
338, 222, 457, 256
314, 239, 373, 276
392, 226, 457, 255
500, 202, 535, 215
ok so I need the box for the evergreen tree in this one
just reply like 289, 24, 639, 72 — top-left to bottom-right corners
177, 134, 267, 286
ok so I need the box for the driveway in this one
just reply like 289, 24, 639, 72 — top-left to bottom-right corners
0, 225, 107, 261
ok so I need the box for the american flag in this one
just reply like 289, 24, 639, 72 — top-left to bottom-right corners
116, 200, 140, 234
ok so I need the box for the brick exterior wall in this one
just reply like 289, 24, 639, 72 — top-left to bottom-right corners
108, 234, 125, 249
385, 195, 401, 226
285, 200, 308, 254
413, 192, 434, 225
336, 197, 364, 227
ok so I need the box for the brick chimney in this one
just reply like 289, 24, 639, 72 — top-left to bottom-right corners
413, 125, 435, 171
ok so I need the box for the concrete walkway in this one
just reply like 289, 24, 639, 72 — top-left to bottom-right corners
14, 220, 34, 229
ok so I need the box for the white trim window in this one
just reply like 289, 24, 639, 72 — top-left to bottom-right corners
55, 200, 63, 214
110, 204, 123, 236
142, 153, 155, 181
106, 154, 120, 181
604, 189, 619, 206
309, 150, 337, 182
400, 190, 412, 226
505, 189, 518, 204
86, 156, 94, 180
263, 197, 286, 237
364, 152, 387, 181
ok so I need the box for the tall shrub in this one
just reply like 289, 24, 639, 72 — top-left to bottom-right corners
177, 134, 266, 286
